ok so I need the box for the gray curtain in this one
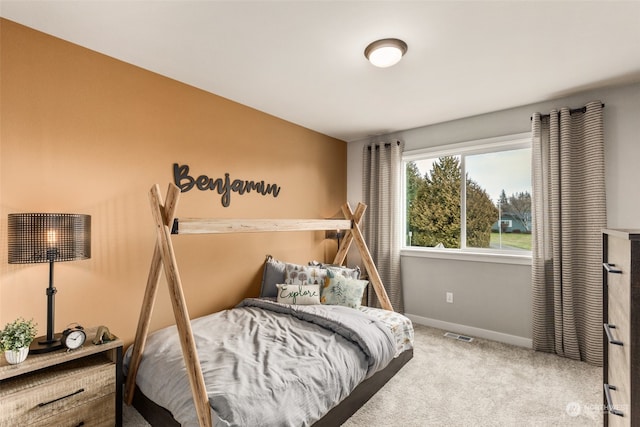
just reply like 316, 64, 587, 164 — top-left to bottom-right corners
531, 100, 606, 366
362, 140, 404, 313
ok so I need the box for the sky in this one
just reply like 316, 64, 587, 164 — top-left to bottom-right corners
412, 148, 531, 204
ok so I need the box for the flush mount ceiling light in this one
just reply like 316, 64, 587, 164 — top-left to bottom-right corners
364, 38, 408, 68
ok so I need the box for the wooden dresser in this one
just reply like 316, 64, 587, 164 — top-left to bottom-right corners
0, 327, 122, 427
603, 229, 640, 427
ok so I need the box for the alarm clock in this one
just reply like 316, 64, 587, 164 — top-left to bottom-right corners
61, 324, 86, 350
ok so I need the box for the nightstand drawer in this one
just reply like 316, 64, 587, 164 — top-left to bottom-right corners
30, 393, 115, 427
0, 355, 115, 426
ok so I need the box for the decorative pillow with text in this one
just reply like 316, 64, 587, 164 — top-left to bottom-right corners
276, 284, 321, 305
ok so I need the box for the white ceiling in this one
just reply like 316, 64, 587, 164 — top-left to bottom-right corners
2, 1, 640, 142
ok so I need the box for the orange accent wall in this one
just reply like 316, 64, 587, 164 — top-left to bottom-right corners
0, 19, 346, 346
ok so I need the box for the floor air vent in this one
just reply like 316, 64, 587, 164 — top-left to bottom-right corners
444, 332, 474, 343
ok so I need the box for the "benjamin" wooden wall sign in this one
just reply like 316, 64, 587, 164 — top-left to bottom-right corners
173, 164, 281, 207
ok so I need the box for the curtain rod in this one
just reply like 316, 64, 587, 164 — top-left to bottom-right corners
367, 141, 401, 149
530, 103, 605, 121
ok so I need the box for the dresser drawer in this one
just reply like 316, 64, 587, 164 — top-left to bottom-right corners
0, 354, 115, 426
607, 359, 631, 425
607, 236, 631, 335
606, 285, 631, 408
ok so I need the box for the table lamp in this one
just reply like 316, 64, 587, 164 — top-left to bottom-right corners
7, 213, 91, 353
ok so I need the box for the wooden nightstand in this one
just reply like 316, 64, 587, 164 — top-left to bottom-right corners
0, 327, 123, 426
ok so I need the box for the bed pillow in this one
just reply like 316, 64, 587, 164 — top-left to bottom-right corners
324, 264, 361, 280
276, 284, 321, 305
320, 272, 368, 309
259, 256, 289, 298
309, 261, 361, 279
284, 263, 328, 286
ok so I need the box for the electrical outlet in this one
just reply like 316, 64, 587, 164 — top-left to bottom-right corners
446, 292, 454, 304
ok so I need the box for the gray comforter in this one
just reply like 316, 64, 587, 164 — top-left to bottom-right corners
124, 298, 396, 427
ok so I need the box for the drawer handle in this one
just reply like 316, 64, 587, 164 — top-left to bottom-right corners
603, 263, 622, 274
604, 323, 624, 346
37, 388, 85, 407
603, 384, 625, 417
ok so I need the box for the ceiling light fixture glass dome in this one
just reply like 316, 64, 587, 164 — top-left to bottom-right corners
364, 38, 408, 68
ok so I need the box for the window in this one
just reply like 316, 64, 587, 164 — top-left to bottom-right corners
403, 133, 532, 255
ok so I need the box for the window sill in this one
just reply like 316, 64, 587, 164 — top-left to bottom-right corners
400, 247, 532, 266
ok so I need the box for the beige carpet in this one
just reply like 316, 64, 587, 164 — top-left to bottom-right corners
123, 324, 602, 426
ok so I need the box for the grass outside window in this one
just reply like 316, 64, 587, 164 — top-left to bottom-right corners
490, 232, 531, 251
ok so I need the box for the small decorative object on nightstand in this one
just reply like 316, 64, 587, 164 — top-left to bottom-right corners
0, 326, 123, 426
61, 324, 86, 350
0, 317, 38, 364
93, 325, 116, 345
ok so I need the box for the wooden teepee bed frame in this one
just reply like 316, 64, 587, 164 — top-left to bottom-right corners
124, 183, 404, 427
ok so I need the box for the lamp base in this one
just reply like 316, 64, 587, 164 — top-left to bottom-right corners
29, 333, 64, 354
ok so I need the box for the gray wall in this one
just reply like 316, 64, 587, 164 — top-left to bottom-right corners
347, 82, 640, 346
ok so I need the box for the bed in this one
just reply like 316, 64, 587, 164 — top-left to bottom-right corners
124, 298, 413, 426
123, 184, 414, 426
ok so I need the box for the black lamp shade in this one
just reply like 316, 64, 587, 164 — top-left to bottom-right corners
8, 213, 91, 264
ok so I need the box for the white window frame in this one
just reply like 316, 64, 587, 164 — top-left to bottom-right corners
401, 132, 532, 265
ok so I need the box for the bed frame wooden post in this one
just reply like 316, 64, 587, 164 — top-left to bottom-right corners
125, 184, 213, 427
332, 202, 366, 266
332, 202, 393, 312
124, 184, 180, 405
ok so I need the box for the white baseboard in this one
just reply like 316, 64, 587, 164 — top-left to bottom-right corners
405, 313, 533, 348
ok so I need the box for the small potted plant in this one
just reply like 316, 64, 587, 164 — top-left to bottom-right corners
0, 318, 37, 364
